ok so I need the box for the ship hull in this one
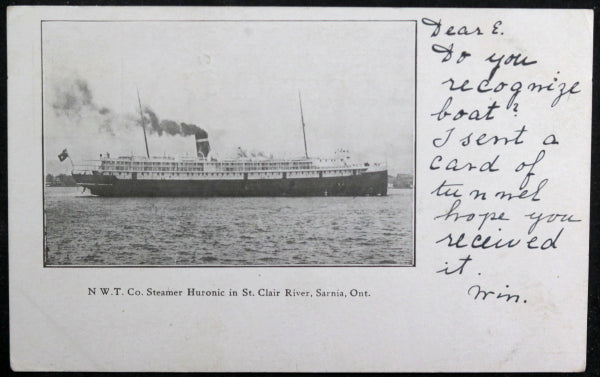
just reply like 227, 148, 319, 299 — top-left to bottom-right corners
73, 170, 388, 197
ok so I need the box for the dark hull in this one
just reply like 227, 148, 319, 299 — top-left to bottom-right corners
73, 170, 388, 197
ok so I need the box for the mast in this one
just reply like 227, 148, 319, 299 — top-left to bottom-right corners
137, 88, 150, 158
298, 91, 308, 158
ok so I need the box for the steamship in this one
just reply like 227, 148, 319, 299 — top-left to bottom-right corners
69, 95, 388, 197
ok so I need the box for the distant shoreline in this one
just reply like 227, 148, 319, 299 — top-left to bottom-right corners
45, 173, 77, 187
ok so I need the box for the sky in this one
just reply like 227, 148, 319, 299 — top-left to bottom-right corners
43, 21, 415, 175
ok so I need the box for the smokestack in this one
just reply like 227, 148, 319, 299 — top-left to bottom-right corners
196, 136, 210, 158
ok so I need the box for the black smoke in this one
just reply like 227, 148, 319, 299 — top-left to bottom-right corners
141, 107, 208, 140
141, 107, 210, 156
51, 77, 209, 143
51, 78, 115, 135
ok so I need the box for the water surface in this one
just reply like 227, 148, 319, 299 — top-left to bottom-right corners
44, 187, 414, 266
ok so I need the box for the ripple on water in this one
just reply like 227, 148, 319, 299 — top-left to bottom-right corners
44, 187, 414, 266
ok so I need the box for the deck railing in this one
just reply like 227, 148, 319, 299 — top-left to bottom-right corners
72, 160, 102, 174
71, 158, 381, 174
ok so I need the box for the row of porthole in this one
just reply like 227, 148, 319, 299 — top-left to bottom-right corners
119, 170, 350, 177
125, 172, 241, 177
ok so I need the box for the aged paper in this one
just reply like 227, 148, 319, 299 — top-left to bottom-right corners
8, 6, 592, 372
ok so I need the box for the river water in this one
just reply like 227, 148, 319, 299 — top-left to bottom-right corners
44, 187, 414, 266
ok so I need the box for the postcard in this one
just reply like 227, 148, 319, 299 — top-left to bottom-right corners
8, 6, 592, 372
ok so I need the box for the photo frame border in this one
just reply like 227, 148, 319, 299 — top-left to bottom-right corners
41, 18, 418, 269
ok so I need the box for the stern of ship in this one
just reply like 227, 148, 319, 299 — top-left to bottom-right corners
72, 169, 117, 196
363, 165, 388, 196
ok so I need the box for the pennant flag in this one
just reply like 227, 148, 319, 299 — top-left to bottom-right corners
58, 149, 69, 162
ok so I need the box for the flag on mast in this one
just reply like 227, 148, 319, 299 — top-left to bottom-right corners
57, 149, 69, 162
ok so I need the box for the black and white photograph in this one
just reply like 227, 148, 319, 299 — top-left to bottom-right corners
43, 20, 416, 266
9, 6, 594, 372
